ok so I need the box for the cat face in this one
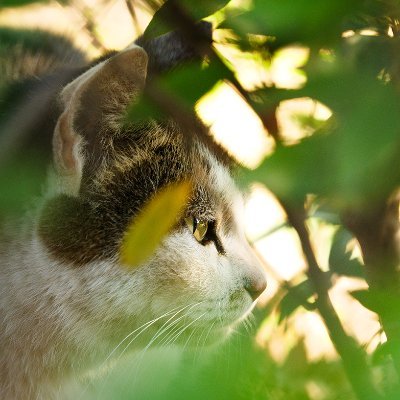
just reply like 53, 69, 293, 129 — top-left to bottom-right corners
37, 33, 266, 350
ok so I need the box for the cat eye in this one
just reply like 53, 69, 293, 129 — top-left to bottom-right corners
185, 216, 208, 242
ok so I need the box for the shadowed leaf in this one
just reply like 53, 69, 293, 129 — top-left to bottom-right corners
120, 181, 191, 268
279, 278, 318, 323
350, 289, 400, 319
329, 228, 365, 278
144, 0, 231, 39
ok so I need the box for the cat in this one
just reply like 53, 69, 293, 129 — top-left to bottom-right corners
0, 22, 267, 399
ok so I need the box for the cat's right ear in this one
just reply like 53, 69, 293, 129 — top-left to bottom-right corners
52, 46, 148, 195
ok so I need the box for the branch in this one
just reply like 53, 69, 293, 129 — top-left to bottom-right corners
141, 0, 282, 141
343, 191, 400, 376
125, 0, 142, 36
281, 200, 383, 400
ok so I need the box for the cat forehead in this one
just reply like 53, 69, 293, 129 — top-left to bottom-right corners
95, 123, 239, 233
96, 125, 238, 215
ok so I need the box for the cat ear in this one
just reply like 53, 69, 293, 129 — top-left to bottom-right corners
53, 46, 148, 194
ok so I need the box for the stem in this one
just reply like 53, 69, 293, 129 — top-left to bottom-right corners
343, 195, 400, 378
125, 0, 142, 36
282, 201, 382, 400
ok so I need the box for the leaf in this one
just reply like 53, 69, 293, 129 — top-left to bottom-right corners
144, 0, 231, 39
0, 0, 46, 7
372, 339, 400, 369
126, 60, 228, 123
372, 340, 391, 365
161, 60, 230, 106
222, 0, 364, 46
243, 59, 400, 209
351, 290, 379, 313
282, 338, 309, 376
125, 92, 165, 123
310, 208, 341, 225
0, 155, 47, 216
350, 289, 400, 319
278, 279, 317, 323
120, 181, 191, 268
328, 228, 365, 278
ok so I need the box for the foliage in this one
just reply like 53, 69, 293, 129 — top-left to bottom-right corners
3, 0, 400, 399
0, 0, 49, 8
120, 181, 191, 267
125, 0, 400, 398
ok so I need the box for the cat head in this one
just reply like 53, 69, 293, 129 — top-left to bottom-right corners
37, 25, 267, 350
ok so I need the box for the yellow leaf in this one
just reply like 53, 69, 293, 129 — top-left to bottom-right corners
120, 181, 191, 268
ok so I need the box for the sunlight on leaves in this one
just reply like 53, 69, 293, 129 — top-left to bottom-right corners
120, 181, 191, 268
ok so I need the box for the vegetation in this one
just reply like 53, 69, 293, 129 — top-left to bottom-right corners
2, 0, 400, 399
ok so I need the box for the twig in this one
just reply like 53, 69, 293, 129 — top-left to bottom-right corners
141, 0, 282, 141
343, 193, 400, 377
125, 0, 142, 36
281, 201, 383, 400
81, 6, 108, 52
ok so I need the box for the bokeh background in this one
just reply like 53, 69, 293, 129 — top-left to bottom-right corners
1, 1, 398, 399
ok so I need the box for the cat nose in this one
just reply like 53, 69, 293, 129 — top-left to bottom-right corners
244, 277, 267, 301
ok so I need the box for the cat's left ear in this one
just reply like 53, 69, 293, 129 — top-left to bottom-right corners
52, 46, 148, 194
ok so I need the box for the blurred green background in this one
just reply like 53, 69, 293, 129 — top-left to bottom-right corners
2, 0, 400, 399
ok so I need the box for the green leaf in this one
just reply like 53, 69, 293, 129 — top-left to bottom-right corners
126, 60, 228, 122
328, 228, 365, 278
223, 0, 364, 46
0, 155, 47, 215
372, 340, 391, 365
243, 60, 400, 209
350, 289, 400, 319
0, 0, 48, 7
282, 339, 309, 376
372, 339, 400, 375
120, 181, 191, 268
278, 279, 317, 323
144, 0, 231, 39
125, 92, 165, 123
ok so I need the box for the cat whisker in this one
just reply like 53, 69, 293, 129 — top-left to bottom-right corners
79, 303, 196, 399
101, 303, 187, 366
249, 313, 256, 330
242, 313, 256, 337
120, 301, 202, 361
158, 316, 189, 347
200, 320, 216, 350
218, 300, 224, 329
126, 302, 205, 386
193, 324, 208, 363
182, 325, 199, 353
242, 318, 251, 336
164, 312, 207, 347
